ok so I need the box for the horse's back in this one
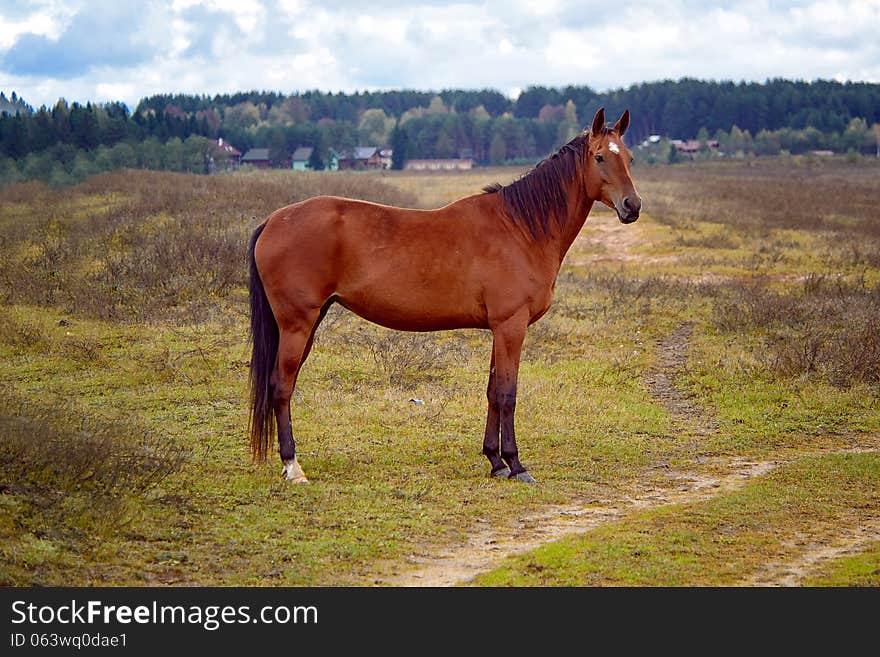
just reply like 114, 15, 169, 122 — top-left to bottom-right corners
255, 194, 543, 330
257, 193, 488, 275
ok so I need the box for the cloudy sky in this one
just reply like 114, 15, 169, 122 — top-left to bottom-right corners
1, 0, 878, 109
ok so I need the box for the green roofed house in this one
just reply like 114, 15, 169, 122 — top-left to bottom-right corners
291, 147, 313, 171
240, 148, 271, 169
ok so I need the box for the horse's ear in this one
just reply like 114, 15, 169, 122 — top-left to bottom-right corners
613, 109, 630, 137
590, 107, 606, 138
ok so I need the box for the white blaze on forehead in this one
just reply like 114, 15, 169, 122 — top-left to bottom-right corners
608, 141, 621, 155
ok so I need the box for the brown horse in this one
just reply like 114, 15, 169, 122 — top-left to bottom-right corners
248, 107, 641, 484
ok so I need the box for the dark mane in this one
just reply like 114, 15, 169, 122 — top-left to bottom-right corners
483, 132, 591, 239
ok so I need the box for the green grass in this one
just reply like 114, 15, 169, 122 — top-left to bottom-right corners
472, 453, 880, 586
1, 161, 878, 586
0, 293, 690, 585
804, 541, 880, 587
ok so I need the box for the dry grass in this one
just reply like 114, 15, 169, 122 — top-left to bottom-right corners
0, 169, 417, 322
0, 387, 186, 543
381, 167, 528, 209
624, 159, 880, 391
712, 274, 880, 387
640, 159, 880, 269
1, 159, 878, 586
639, 159, 880, 233
346, 328, 470, 386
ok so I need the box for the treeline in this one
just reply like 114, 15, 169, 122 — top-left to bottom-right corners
0, 92, 29, 116
0, 98, 215, 158
132, 79, 880, 141
641, 119, 879, 165
1, 79, 879, 185
0, 135, 216, 187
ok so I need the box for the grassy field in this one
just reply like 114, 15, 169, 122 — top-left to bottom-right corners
1, 158, 878, 586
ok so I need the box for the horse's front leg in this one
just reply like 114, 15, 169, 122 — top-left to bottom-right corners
489, 310, 536, 483
482, 349, 508, 478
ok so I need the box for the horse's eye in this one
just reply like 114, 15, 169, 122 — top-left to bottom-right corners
595, 154, 604, 163
630, 157, 634, 164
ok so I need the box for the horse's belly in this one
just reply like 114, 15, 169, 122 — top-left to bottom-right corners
335, 289, 487, 332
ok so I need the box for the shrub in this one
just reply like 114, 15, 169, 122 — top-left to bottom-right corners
712, 275, 880, 387
0, 388, 187, 537
0, 170, 418, 323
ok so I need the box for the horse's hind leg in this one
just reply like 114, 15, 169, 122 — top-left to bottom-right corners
273, 303, 329, 483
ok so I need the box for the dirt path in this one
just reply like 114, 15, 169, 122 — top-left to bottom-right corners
643, 321, 717, 436
381, 320, 741, 586
746, 518, 880, 587
568, 214, 669, 267
380, 317, 879, 586
646, 324, 880, 587
378, 228, 879, 586
380, 457, 776, 586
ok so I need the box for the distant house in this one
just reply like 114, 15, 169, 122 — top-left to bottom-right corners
337, 146, 383, 170
207, 137, 241, 172
241, 148, 271, 169
673, 139, 720, 158
379, 148, 393, 169
675, 140, 701, 155
404, 158, 474, 171
291, 147, 313, 171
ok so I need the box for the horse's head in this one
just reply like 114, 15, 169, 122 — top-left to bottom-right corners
584, 107, 641, 224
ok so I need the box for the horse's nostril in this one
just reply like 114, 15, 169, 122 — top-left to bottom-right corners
623, 197, 641, 213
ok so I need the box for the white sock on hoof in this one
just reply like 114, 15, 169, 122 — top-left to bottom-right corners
282, 458, 309, 484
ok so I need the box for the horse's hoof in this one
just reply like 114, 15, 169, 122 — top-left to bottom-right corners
509, 471, 537, 483
490, 466, 511, 479
282, 458, 309, 484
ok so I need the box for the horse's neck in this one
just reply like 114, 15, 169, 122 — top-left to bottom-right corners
552, 180, 593, 263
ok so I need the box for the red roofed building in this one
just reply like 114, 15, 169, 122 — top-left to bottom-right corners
208, 137, 242, 172
673, 139, 720, 158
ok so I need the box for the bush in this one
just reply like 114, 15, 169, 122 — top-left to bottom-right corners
712, 275, 880, 387
0, 388, 186, 537
0, 170, 418, 323
342, 325, 467, 385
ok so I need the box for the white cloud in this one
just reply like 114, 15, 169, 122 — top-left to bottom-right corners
789, 0, 880, 43
169, 18, 192, 56
0, 0, 877, 108
94, 81, 136, 103
0, 5, 65, 48
181, 0, 265, 33
543, 30, 601, 75
510, 0, 567, 17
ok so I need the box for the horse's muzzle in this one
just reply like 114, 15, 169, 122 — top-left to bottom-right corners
617, 195, 641, 224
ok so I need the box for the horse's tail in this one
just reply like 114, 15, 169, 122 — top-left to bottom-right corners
248, 223, 277, 463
